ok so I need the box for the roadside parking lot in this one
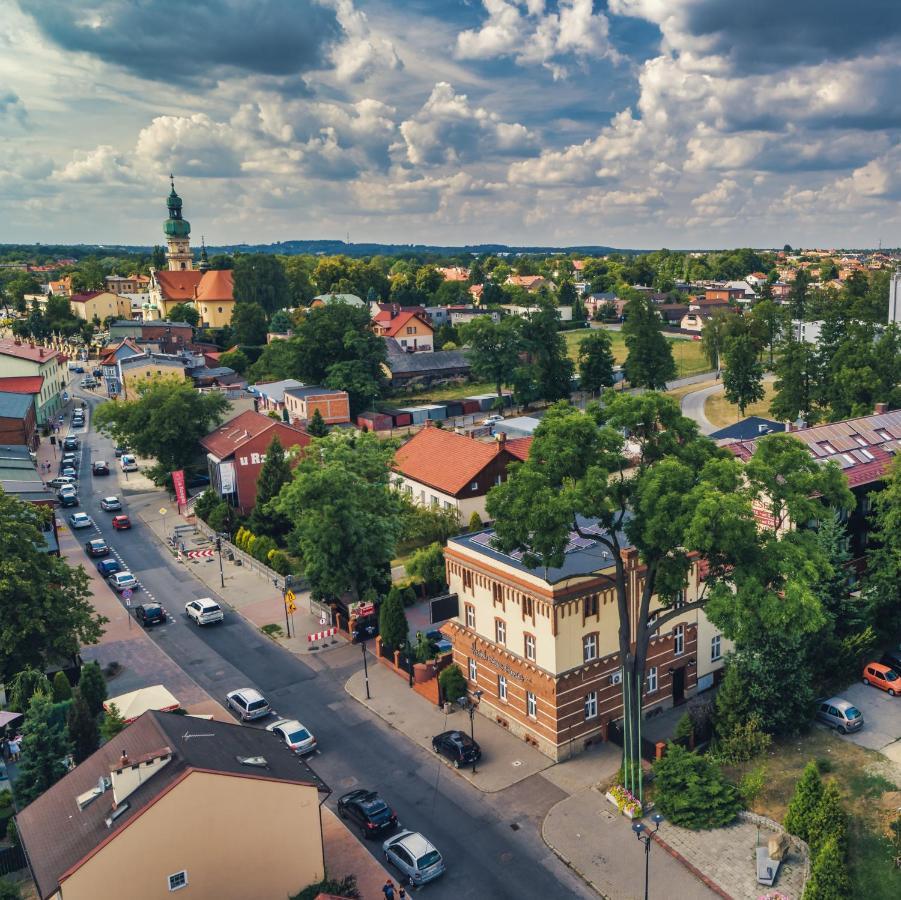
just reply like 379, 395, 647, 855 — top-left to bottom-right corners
830, 681, 901, 765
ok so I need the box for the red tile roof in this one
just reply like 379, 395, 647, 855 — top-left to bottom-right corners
0, 375, 44, 394
374, 309, 433, 338
393, 426, 531, 496
69, 291, 103, 303
155, 270, 202, 300
0, 339, 62, 364
195, 269, 234, 302
505, 437, 533, 461
200, 410, 307, 459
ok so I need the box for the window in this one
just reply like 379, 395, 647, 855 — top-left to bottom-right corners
711, 634, 722, 662
168, 871, 188, 892
468, 657, 477, 683
526, 691, 537, 718
444, 501, 453, 510
465, 604, 475, 629
673, 624, 684, 656
584, 691, 598, 720
495, 474, 503, 485
584, 595, 598, 618
524, 633, 536, 661
523, 595, 534, 618
470, 480, 479, 491
495, 619, 506, 645
673, 590, 685, 609
646, 667, 657, 694
498, 674, 507, 701
583, 633, 598, 662
463, 570, 473, 593
406, 326, 416, 334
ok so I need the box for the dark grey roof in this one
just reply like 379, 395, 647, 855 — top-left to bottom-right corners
0, 391, 34, 419
450, 514, 631, 585
188, 365, 237, 379
709, 417, 786, 441
284, 385, 341, 399
16, 710, 328, 900
385, 340, 470, 374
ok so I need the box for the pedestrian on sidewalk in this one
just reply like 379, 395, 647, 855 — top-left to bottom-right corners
8, 738, 20, 762
398, 887, 407, 900
381, 879, 395, 900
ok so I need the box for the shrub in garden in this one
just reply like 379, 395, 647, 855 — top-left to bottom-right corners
51, 671, 72, 702
738, 765, 766, 806
268, 549, 292, 575
673, 712, 693, 743
252, 535, 277, 563
802, 835, 850, 900
652, 743, 740, 829
378, 588, 408, 652
77, 661, 107, 716
468, 512, 482, 532
783, 761, 823, 844
712, 713, 772, 764
808, 780, 847, 855
438, 664, 467, 703
193, 488, 218, 522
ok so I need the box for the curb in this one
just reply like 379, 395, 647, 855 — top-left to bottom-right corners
540, 797, 610, 899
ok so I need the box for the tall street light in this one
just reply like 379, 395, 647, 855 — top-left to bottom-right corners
632, 813, 664, 900
467, 689, 483, 774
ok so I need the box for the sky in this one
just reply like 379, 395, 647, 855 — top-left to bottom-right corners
2, 0, 901, 250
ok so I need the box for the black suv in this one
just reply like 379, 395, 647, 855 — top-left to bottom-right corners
135, 603, 166, 627
432, 730, 481, 769
62, 436, 79, 451
337, 789, 398, 839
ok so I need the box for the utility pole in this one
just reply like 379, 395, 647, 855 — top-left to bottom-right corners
215, 534, 225, 588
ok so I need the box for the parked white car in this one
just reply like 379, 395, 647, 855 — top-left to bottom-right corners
266, 718, 317, 755
185, 597, 224, 626
480, 414, 504, 426
120, 454, 138, 472
383, 831, 446, 886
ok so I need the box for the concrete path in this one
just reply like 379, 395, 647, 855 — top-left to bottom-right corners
679, 381, 723, 434
322, 807, 393, 898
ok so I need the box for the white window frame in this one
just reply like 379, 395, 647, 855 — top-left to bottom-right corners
646, 667, 657, 694
673, 624, 684, 656
583, 633, 598, 662
498, 674, 507, 701
526, 691, 537, 719
468, 657, 477, 683
711, 634, 722, 662
495, 619, 506, 646
168, 871, 188, 892
584, 691, 598, 720
524, 633, 536, 661
465, 605, 475, 629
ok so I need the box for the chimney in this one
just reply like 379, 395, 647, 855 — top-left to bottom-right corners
119, 750, 130, 768
784, 421, 793, 433
495, 431, 506, 451
874, 402, 888, 415
392, 303, 400, 318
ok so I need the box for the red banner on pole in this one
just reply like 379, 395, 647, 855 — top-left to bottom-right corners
172, 469, 187, 510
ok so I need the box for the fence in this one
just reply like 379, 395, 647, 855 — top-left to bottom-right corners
0, 844, 27, 877
607, 720, 659, 762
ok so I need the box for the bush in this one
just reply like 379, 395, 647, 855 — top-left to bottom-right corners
712, 713, 772, 765
51, 671, 72, 702
468, 511, 483, 532
406, 542, 447, 596
206, 500, 235, 534
784, 761, 823, 844
100, 703, 126, 742
193, 488, 218, 522
252, 535, 277, 563
652, 743, 740, 829
77, 661, 107, 716
0, 877, 21, 900
673, 713, 693, 743
808, 780, 847, 856
803, 835, 850, 900
291, 875, 359, 900
378, 588, 408, 652
268, 549, 293, 575
439, 664, 467, 703
738, 765, 766, 806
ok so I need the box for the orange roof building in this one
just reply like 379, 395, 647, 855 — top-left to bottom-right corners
372, 307, 434, 351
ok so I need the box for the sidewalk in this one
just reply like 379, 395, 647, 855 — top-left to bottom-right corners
344, 662, 553, 791
322, 808, 393, 899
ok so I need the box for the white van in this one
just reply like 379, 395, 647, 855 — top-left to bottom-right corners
120, 454, 138, 472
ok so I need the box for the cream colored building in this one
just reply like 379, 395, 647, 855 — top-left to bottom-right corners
16, 710, 328, 900
69, 291, 132, 322
444, 523, 731, 761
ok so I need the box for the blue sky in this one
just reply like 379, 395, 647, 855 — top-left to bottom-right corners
1, 1, 900, 249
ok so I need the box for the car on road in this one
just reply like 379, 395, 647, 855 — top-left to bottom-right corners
266, 718, 317, 755
100, 496, 122, 511
92, 461, 110, 476
431, 730, 481, 769
185, 597, 224, 626
135, 602, 166, 627
862, 662, 900, 695
50, 476, 77, 490
114, 445, 128, 457
81, 377, 98, 388
92, 368, 102, 378
69, 364, 84, 373
225, 688, 271, 721
815, 697, 863, 734
96, 558, 122, 577
61, 466, 77, 479
120, 454, 138, 472
84, 538, 109, 558
62, 436, 79, 451
879, 647, 901, 676
61, 453, 78, 469
68, 512, 92, 529
112, 515, 131, 530
480, 414, 504, 426
382, 831, 445, 886
58, 492, 79, 508
337, 789, 398, 839
108, 571, 138, 593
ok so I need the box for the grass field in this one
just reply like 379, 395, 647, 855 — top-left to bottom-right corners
703, 381, 777, 427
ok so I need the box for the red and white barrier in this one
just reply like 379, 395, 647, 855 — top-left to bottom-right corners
307, 627, 337, 643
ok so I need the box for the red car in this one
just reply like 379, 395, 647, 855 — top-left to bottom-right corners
112, 515, 131, 530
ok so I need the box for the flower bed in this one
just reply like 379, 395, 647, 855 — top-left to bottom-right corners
606, 784, 642, 819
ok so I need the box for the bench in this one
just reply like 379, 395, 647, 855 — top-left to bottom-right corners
756, 846, 781, 886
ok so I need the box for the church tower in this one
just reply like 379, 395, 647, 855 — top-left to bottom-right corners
163, 175, 193, 271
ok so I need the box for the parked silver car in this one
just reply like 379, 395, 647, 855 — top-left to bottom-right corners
225, 688, 271, 721
383, 831, 446, 886
815, 696, 863, 734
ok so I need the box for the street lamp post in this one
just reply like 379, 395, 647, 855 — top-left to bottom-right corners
467, 689, 483, 774
632, 813, 664, 900
215, 534, 225, 588
361, 636, 371, 700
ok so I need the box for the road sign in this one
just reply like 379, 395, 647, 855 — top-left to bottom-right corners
285, 589, 296, 605
159, 507, 168, 516
122, 589, 133, 600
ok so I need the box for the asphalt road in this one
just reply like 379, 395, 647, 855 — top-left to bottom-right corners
65, 388, 592, 900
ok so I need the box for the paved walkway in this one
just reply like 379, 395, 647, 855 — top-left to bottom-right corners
680, 381, 722, 434
322, 807, 393, 899
543, 790, 720, 900
345, 663, 553, 792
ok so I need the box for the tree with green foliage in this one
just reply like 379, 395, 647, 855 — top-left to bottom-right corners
864, 457, 901, 641
439, 664, 467, 703
277, 432, 403, 602
701, 309, 739, 372
268, 309, 293, 334
67, 689, 100, 764
460, 315, 523, 400
520, 300, 574, 401
100, 702, 126, 742
378, 587, 408, 651
722, 332, 765, 416
406, 543, 447, 595
167, 302, 199, 327
652, 743, 740, 829
622, 296, 676, 388
0, 877, 21, 900
809, 779, 847, 855
306, 408, 329, 437
748, 298, 785, 368
51, 672, 72, 703
77, 661, 108, 716
231, 301, 269, 345
803, 835, 850, 900
249, 435, 294, 538
771, 337, 818, 425
0, 496, 105, 683
233, 254, 289, 314
577, 330, 615, 394
218, 348, 250, 374
784, 761, 823, 843
468, 511, 482, 532
487, 398, 853, 796
790, 269, 811, 323
14, 692, 72, 804
6, 667, 51, 713
93, 377, 229, 486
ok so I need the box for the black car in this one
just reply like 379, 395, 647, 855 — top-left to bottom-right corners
85, 539, 109, 558
62, 436, 79, 451
880, 648, 901, 676
114, 445, 128, 458
337, 789, 399, 839
92, 461, 110, 476
135, 602, 166, 627
432, 730, 481, 769
58, 492, 79, 508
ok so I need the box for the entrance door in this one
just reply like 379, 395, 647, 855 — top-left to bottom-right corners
672, 667, 686, 706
